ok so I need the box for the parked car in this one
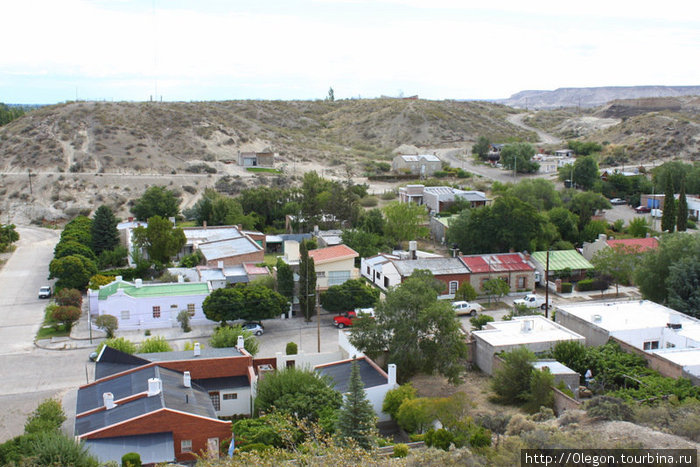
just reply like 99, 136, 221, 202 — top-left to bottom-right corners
243, 321, 264, 330
451, 301, 483, 316
38, 286, 52, 299
333, 308, 374, 329
513, 293, 552, 311
243, 322, 264, 336
609, 198, 626, 205
651, 208, 663, 218
635, 205, 651, 213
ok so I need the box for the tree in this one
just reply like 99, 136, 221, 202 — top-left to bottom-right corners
592, 244, 640, 297
48, 255, 97, 290
567, 140, 602, 156
571, 155, 599, 190
54, 288, 83, 308
677, 180, 688, 232
482, 278, 510, 303
94, 314, 118, 338
177, 310, 191, 332
54, 240, 97, 262
202, 284, 287, 324
382, 384, 416, 420
525, 368, 554, 413
666, 257, 700, 318
470, 314, 494, 330
138, 336, 172, 353
341, 229, 386, 259
358, 208, 385, 235
96, 337, 136, 355
565, 190, 611, 231
547, 207, 579, 244
24, 399, 66, 434
91, 205, 119, 256
627, 217, 650, 238
131, 186, 180, 221
320, 279, 379, 313
350, 270, 469, 384
506, 179, 562, 211
327, 87, 335, 102
491, 347, 535, 405
298, 241, 316, 321
254, 367, 342, 421
383, 201, 428, 248
336, 358, 377, 449
472, 136, 490, 160
276, 259, 294, 304
131, 215, 186, 265
454, 282, 477, 301
0, 224, 19, 252
184, 189, 257, 229
580, 219, 608, 244
635, 233, 700, 304
500, 143, 539, 173
661, 178, 676, 233
60, 216, 93, 246
210, 325, 259, 355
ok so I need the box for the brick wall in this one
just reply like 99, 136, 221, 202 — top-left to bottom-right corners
205, 250, 264, 268
158, 356, 253, 380
253, 357, 277, 373
552, 387, 581, 416
83, 409, 231, 462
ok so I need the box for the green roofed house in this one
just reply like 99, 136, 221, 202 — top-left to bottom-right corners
88, 276, 213, 331
530, 250, 594, 283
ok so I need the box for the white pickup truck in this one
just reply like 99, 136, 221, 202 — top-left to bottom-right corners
513, 294, 552, 310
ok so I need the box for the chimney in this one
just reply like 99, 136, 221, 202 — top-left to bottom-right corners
115, 275, 122, 282
134, 278, 143, 288
183, 371, 191, 388
203, 220, 207, 228
521, 319, 533, 333
409, 240, 417, 259
177, 275, 184, 283
236, 335, 245, 350
314, 225, 319, 235
128, 216, 134, 222
218, 260, 224, 269
599, 234, 607, 242
103, 392, 116, 410
388, 363, 397, 386
194, 342, 201, 356
147, 378, 162, 396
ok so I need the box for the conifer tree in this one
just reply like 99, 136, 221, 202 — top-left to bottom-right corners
91, 205, 119, 256
337, 358, 377, 449
677, 180, 688, 232
298, 241, 316, 321
276, 258, 295, 303
661, 178, 676, 233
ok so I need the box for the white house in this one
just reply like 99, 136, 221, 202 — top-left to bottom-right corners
361, 246, 443, 291
392, 154, 442, 176
88, 277, 213, 331
284, 242, 359, 290
471, 315, 585, 375
555, 300, 700, 383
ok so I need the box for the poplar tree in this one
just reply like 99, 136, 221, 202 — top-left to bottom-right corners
91, 205, 119, 256
661, 178, 676, 233
298, 241, 316, 321
677, 180, 688, 232
336, 358, 377, 449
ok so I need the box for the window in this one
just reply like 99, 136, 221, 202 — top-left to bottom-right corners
366, 266, 370, 274
517, 276, 526, 289
643, 341, 659, 350
316, 271, 326, 278
500, 276, 509, 284
209, 391, 220, 411
384, 277, 389, 288
152, 306, 161, 318
328, 270, 351, 286
170, 304, 178, 309
120, 310, 130, 321
223, 393, 238, 400
448, 281, 458, 294
187, 303, 195, 317
181, 440, 192, 453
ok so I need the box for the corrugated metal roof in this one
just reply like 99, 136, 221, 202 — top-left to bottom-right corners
531, 250, 593, 271
399, 154, 441, 162
98, 280, 209, 300
198, 236, 262, 261
392, 257, 468, 276
198, 268, 226, 282
460, 253, 533, 273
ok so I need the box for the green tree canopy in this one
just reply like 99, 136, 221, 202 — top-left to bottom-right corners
0, 224, 19, 252
627, 217, 650, 238
592, 244, 641, 296
350, 270, 468, 384
320, 279, 379, 312
472, 136, 491, 160
491, 347, 535, 405
60, 216, 93, 247
666, 256, 700, 319
500, 143, 538, 173
570, 155, 599, 190
341, 229, 387, 259
131, 215, 186, 264
54, 240, 97, 262
652, 161, 700, 195
209, 325, 259, 355
677, 180, 688, 232
184, 189, 258, 229
661, 177, 676, 233
482, 278, 510, 302
506, 179, 562, 211
547, 207, 579, 244
254, 367, 342, 421
383, 201, 428, 248
202, 283, 288, 323
91, 205, 120, 256
130, 186, 180, 221
48, 255, 97, 290
276, 258, 294, 303
336, 358, 377, 449
564, 190, 611, 230
567, 140, 602, 156
298, 241, 316, 321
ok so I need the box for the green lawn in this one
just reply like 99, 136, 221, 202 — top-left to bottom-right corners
262, 253, 280, 268
36, 304, 70, 340
246, 167, 281, 174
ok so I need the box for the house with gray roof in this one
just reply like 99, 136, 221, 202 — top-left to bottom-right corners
398, 184, 490, 213
382, 256, 471, 298
392, 154, 442, 176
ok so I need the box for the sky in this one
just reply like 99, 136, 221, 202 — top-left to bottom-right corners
1, 0, 699, 104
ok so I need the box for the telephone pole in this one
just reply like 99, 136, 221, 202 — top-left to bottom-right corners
316, 287, 321, 353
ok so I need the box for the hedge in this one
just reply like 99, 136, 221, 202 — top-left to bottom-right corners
576, 278, 609, 292
560, 282, 572, 293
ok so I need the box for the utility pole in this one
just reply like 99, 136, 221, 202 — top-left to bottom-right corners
316, 287, 321, 353
545, 249, 550, 319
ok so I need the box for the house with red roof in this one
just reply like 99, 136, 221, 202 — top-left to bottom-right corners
582, 234, 659, 261
459, 253, 537, 294
284, 242, 359, 290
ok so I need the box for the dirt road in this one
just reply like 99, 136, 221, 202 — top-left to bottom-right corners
507, 113, 562, 146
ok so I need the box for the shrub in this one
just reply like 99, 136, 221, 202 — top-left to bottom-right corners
576, 278, 609, 292
491, 347, 536, 405
530, 406, 555, 422
433, 170, 448, 178
96, 337, 136, 355
560, 282, 572, 293
238, 443, 272, 453
525, 368, 555, 413
585, 396, 633, 421
380, 190, 397, 200
55, 288, 83, 307
396, 398, 434, 433
359, 196, 379, 207
177, 310, 191, 333
29, 431, 98, 467
24, 399, 66, 434
558, 409, 585, 427
88, 274, 115, 290
392, 443, 409, 458
210, 325, 259, 355
94, 314, 118, 338
470, 314, 494, 330
51, 306, 81, 331
424, 428, 453, 451
121, 452, 141, 467
138, 336, 172, 353
285, 342, 298, 355
455, 282, 477, 301
505, 413, 537, 436
468, 426, 492, 448
382, 383, 417, 420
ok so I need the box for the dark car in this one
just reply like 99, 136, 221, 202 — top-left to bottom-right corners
635, 206, 651, 213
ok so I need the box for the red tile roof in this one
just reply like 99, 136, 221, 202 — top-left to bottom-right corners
606, 237, 659, 252
243, 263, 270, 275
459, 253, 534, 273
308, 244, 359, 264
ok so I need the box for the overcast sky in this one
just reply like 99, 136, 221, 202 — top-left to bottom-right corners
2, 0, 699, 104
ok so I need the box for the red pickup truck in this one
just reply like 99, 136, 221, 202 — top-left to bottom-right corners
333, 308, 375, 328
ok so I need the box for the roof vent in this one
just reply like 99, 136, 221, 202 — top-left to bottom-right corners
147, 378, 162, 396
194, 342, 201, 357
592, 314, 602, 323
236, 335, 245, 350
135, 278, 143, 288
521, 320, 533, 333
103, 392, 116, 410
183, 371, 191, 388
